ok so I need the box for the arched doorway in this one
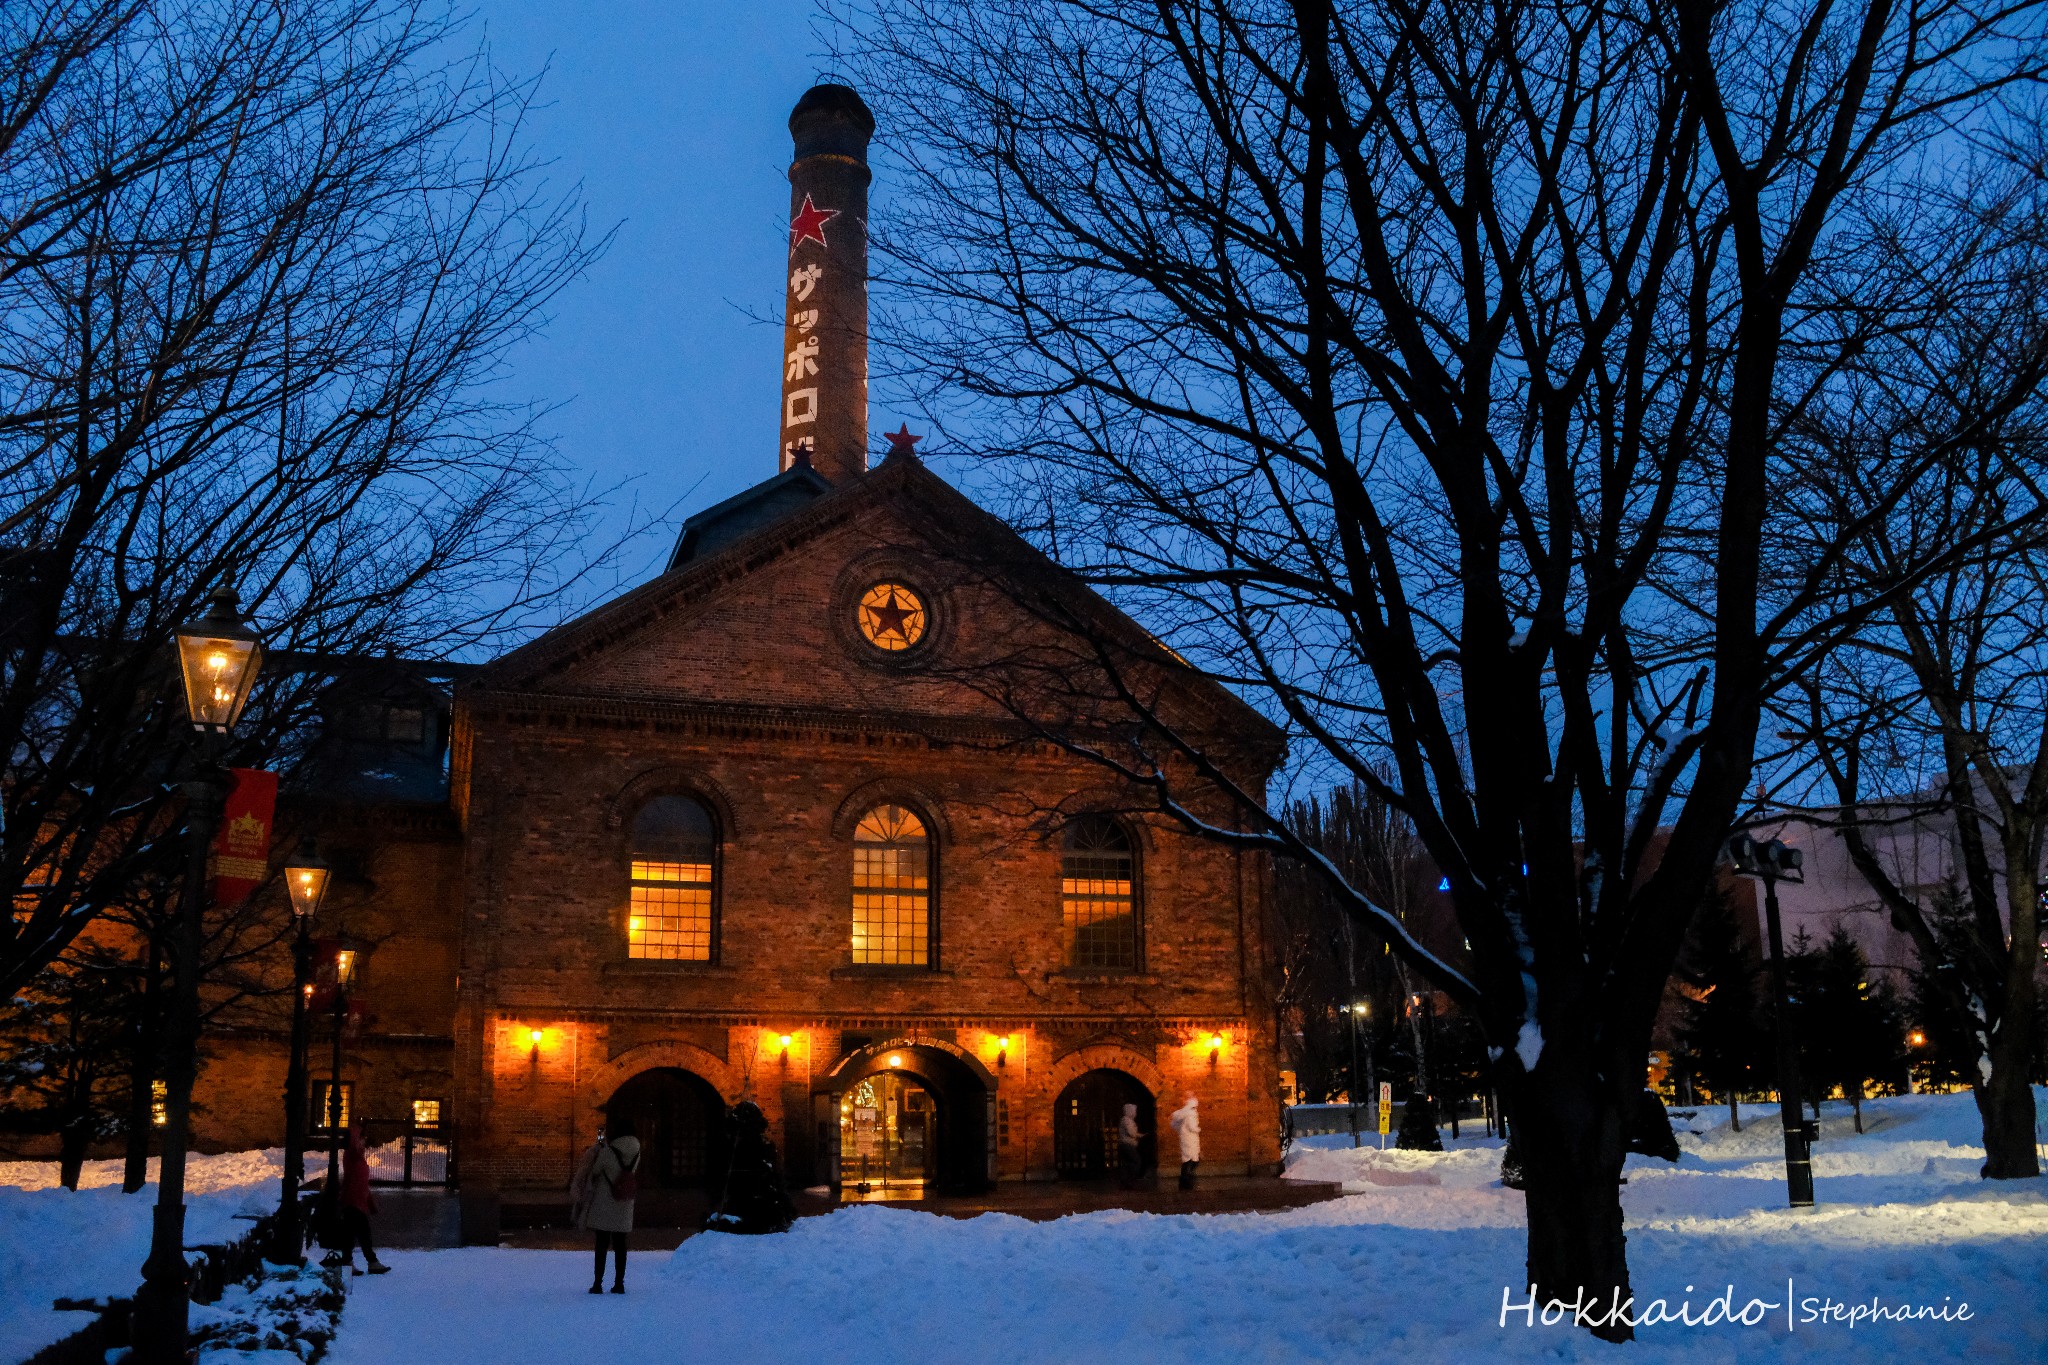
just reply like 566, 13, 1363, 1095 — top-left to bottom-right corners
816, 1043, 992, 1197
1055, 1069, 1155, 1179
603, 1067, 726, 1225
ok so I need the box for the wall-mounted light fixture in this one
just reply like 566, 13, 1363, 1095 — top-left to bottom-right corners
995, 1034, 1010, 1069
1207, 1033, 1225, 1069
528, 1026, 545, 1062
779, 1033, 793, 1062
888, 1054, 902, 1068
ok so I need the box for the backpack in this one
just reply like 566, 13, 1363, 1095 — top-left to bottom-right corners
608, 1148, 641, 1202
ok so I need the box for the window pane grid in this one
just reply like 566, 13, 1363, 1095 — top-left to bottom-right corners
629, 860, 713, 961
1063, 853, 1135, 970
852, 807, 929, 965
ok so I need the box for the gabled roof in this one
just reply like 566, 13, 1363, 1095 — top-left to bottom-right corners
475, 451, 1283, 765
667, 462, 833, 569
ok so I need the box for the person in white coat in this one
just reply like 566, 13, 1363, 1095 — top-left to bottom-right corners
1168, 1092, 1200, 1190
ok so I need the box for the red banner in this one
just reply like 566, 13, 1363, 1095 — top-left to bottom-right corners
208, 767, 277, 906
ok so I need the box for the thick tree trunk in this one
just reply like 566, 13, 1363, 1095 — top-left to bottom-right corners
1510, 1056, 1634, 1341
1728, 1094, 1740, 1133
1975, 1051, 2041, 1180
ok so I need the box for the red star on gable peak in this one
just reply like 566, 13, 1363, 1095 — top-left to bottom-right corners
884, 424, 923, 456
789, 195, 840, 249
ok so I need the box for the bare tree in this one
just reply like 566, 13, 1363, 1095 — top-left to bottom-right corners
1, 1, 617, 994
840, 0, 2048, 1332
1780, 225, 2048, 1175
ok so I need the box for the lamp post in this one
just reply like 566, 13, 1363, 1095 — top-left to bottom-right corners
1726, 833, 1816, 1208
1346, 1003, 1369, 1148
267, 843, 330, 1265
133, 589, 263, 1362
319, 942, 356, 1236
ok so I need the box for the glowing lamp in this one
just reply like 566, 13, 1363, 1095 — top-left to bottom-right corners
333, 949, 356, 985
1207, 1033, 1224, 1069
283, 842, 331, 920
888, 1054, 902, 1068
995, 1034, 1010, 1068
173, 588, 263, 733
778, 1033, 793, 1060
1908, 1030, 1927, 1048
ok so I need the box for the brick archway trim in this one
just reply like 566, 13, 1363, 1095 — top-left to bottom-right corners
1044, 1042, 1168, 1105
604, 766, 741, 838
816, 1034, 997, 1092
583, 1040, 741, 1116
829, 778, 954, 843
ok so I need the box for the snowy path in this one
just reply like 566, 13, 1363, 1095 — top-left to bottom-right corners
325, 1094, 2048, 1364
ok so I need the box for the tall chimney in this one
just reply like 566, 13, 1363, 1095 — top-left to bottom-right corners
779, 84, 874, 483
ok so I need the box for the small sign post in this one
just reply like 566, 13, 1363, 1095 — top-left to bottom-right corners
1377, 1082, 1392, 1149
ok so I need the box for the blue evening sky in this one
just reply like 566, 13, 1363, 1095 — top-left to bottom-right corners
474, 1, 891, 579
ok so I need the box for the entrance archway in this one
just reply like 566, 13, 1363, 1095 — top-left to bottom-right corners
602, 1067, 726, 1224
1055, 1069, 1155, 1179
816, 1042, 993, 1195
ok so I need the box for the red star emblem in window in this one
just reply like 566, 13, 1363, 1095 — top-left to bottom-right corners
867, 592, 915, 641
790, 195, 839, 249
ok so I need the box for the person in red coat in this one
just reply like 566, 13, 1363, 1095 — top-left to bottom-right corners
329, 1125, 389, 1274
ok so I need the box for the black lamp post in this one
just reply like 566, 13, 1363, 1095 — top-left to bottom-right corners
133, 588, 263, 1363
1726, 832, 1816, 1208
267, 842, 330, 1264
1346, 1002, 1368, 1149
319, 943, 356, 1231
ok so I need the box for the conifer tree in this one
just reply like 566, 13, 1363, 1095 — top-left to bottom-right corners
1672, 895, 1764, 1131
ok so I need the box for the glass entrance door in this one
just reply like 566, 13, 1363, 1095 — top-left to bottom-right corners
841, 1072, 936, 1199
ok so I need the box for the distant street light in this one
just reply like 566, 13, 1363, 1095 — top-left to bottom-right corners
267, 841, 330, 1264
133, 588, 263, 1362
1726, 832, 1816, 1209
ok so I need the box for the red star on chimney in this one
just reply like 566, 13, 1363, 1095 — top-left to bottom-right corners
884, 424, 922, 457
789, 195, 839, 249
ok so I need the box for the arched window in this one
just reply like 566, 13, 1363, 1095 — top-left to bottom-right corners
852, 805, 930, 965
1062, 819, 1136, 970
628, 796, 716, 961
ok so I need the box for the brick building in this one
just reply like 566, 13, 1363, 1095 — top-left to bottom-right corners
181, 84, 1285, 1222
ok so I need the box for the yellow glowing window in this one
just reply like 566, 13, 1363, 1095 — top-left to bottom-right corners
857, 582, 926, 651
412, 1098, 442, 1129
1062, 818, 1136, 970
853, 805, 929, 965
151, 1079, 168, 1127
627, 796, 716, 961
312, 1080, 352, 1131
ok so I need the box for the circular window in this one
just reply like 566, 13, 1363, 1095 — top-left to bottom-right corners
857, 582, 927, 652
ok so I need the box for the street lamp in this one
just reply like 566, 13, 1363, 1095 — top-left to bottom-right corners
318, 942, 358, 1251
267, 841, 330, 1265
133, 588, 262, 1362
1346, 1002, 1370, 1149
1726, 832, 1816, 1209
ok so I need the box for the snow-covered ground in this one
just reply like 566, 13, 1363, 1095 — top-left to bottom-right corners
314, 1091, 2046, 1364
0, 1148, 287, 1362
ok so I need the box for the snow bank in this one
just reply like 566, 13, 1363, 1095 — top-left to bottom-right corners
0, 1151, 282, 1362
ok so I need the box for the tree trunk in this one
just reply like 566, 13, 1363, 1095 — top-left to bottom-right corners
1975, 1043, 2041, 1179
122, 942, 163, 1193
59, 1113, 92, 1190
1728, 1093, 1740, 1133
1509, 1057, 1634, 1341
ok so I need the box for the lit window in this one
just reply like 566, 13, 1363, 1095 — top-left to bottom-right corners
151, 1079, 168, 1127
312, 1081, 352, 1131
627, 796, 715, 961
853, 805, 929, 965
411, 1098, 442, 1129
1062, 818, 1136, 970
857, 583, 927, 651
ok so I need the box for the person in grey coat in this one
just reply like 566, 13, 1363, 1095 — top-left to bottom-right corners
572, 1120, 641, 1294
1116, 1102, 1145, 1188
